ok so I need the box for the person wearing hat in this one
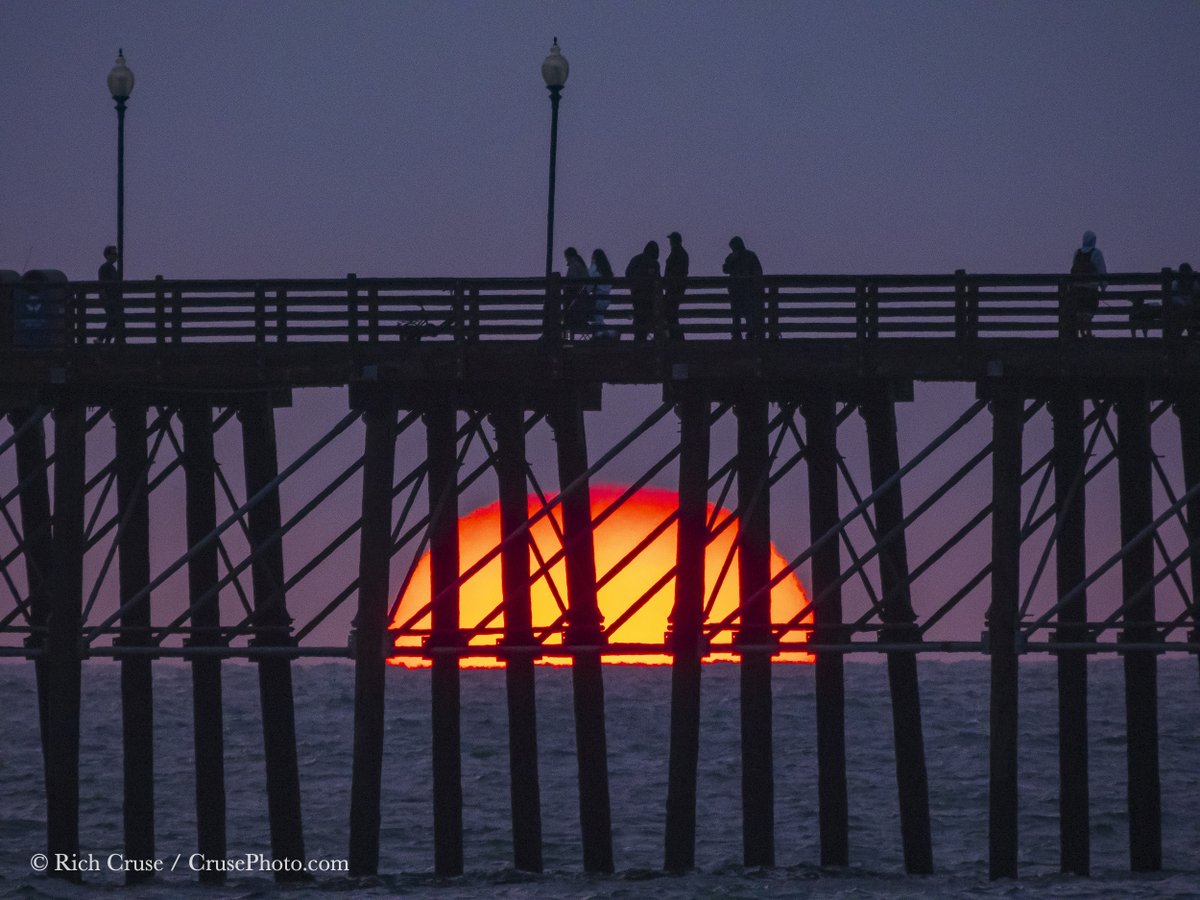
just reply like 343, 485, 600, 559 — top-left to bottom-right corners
664, 231, 689, 340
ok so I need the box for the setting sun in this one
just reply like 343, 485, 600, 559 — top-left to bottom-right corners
389, 484, 812, 666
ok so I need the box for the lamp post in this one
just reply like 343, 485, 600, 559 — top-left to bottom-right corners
107, 49, 135, 279
541, 38, 568, 278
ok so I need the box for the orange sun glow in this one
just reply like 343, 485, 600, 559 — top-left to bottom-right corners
388, 484, 812, 667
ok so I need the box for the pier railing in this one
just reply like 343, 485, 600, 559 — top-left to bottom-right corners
0, 270, 1188, 347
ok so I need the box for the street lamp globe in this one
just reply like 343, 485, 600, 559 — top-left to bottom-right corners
541, 38, 568, 89
107, 49, 135, 100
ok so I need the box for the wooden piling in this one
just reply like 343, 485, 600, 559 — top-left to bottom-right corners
113, 405, 155, 882
803, 392, 849, 868
861, 392, 934, 874
9, 410, 53, 774
1051, 393, 1089, 875
180, 403, 227, 884
239, 400, 307, 878
45, 401, 85, 880
1175, 398, 1200, 683
550, 398, 614, 874
491, 405, 544, 873
349, 397, 397, 876
425, 406, 464, 876
1116, 389, 1162, 872
735, 394, 774, 868
987, 394, 1022, 879
663, 392, 709, 873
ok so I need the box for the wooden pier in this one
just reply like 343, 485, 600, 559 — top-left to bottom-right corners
2, 269, 1198, 881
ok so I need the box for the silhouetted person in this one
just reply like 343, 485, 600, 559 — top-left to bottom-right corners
1068, 230, 1106, 337
98, 244, 123, 343
723, 236, 763, 340
562, 246, 591, 336
1170, 262, 1198, 336
625, 240, 660, 341
589, 248, 616, 340
664, 231, 689, 340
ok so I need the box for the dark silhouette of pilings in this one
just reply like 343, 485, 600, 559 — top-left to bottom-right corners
180, 403, 227, 884
348, 397, 397, 876
804, 392, 849, 867
1117, 390, 1161, 872
426, 406, 465, 876
239, 400, 307, 879
861, 392, 933, 874
113, 405, 155, 883
1176, 398, 1200, 683
491, 405, 544, 873
735, 394, 774, 868
1052, 393, 1089, 876
550, 397, 614, 874
45, 402, 85, 880
663, 392, 710, 872
987, 395, 1022, 880
9, 410, 53, 775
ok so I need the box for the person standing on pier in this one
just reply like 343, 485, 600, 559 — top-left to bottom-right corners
625, 240, 661, 341
723, 235, 764, 340
589, 248, 616, 340
1068, 230, 1106, 337
664, 231, 689, 340
562, 246, 591, 336
98, 244, 123, 343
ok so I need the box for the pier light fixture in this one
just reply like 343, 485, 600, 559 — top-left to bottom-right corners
542, 38, 568, 278
107, 49, 134, 278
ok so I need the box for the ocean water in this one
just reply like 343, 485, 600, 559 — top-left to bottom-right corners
1, 659, 1198, 898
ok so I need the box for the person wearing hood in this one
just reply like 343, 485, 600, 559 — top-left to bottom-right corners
561, 246, 591, 336
1068, 230, 1106, 337
722, 235, 764, 340
624, 240, 661, 341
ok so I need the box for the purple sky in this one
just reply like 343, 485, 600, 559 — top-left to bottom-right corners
5, 2, 1200, 280
4, 2, 1200, 651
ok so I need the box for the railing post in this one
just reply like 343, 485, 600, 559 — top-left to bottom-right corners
172, 287, 183, 344
154, 276, 167, 345
954, 269, 973, 349
468, 286, 480, 342
542, 273, 562, 343
1058, 280, 1077, 344
766, 284, 780, 340
347, 273, 359, 344
1161, 268, 1182, 364
452, 280, 466, 344
368, 286, 380, 344
253, 284, 266, 344
275, 288, 288, 344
